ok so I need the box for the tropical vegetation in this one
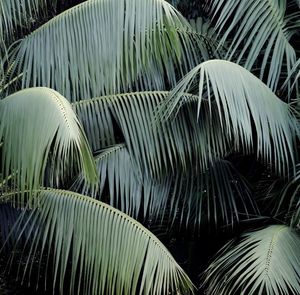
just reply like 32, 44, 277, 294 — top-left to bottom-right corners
0, 0, 300, 294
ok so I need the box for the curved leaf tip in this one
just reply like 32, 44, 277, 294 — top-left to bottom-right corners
0, 87, 97, 199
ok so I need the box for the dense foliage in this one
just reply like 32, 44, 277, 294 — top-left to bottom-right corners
1, 0, 300, 294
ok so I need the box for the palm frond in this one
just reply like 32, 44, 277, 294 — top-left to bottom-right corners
73, 144, 171, 220
188, 16, 224, 59
0, 87, 97, 200
204, 225, 300, 295
10, 189, 194, 295
172, 159, 257, 229
74, 143, 256, 229
159, 60, 298, 174
0, 0, 56, 44
7, 0, 206, 101
210, 0, 300, 92
73, 91, 230, 178
282, 57, 300, 98
276, 164, 300, 227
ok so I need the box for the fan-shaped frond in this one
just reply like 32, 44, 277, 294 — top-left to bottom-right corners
10, 189, 194, 295
7, 0, 206, 101
0, 87, 97, 200
159, 60, 298, 174
204, 225, 300, 295
210, 0, 300, 92
73, 91, 230, 178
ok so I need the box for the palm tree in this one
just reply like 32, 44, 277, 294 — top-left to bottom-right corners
0, 0, 300, 294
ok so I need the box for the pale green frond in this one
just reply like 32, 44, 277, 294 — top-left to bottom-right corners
204, 225, 300, 295
11, 189, 194, 295
73, 144, 171, 220
0, 87, 97, 201
160, 60, 298, 174
74, 143, 256, 228
73, 91, 230, 178
210, 0, 300, 92
7, 0, 204, 101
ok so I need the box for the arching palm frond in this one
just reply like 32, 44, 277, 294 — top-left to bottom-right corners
204, 225, 300, 295
159, 60, 298, 174
73, 144, 171, 219
7, 0, 207, 101
0, 87, 97, 201
10, 189, 194, 295
74, 143, 256, 229
73, 91, 230, 178
209, 0, 300, 92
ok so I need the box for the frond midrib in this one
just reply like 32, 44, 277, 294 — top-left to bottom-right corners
3, 188, 178, 263
264, 225, 287, 276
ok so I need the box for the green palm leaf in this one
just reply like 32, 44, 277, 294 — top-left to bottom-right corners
11, 189, 194, 295
73, 144, 171, 219
188, 16, 224, 59
0, 0, 56, 43
7, 0, 203, 101
73, 91, 229, 178
74, 143, 256, 228
204, 225, 300, 295
159, 60, 298, 174
0, 87, 97, 199
209, 0, 300, 92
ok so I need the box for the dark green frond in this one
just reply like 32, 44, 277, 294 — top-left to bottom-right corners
171, 159, 257, 229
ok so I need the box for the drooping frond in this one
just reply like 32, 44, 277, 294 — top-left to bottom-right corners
209, 0, 300, 92
0, 87, 97, 200
7, 0, 206, 101
171, 159, 257, 229
74, 142, 256, 228
11, 189, 194, 295
73, 91, 230, 177
159, 60, 298, 174
204, 225, 300, 295
0, 0, 56, 44
73, 144, 171, 219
